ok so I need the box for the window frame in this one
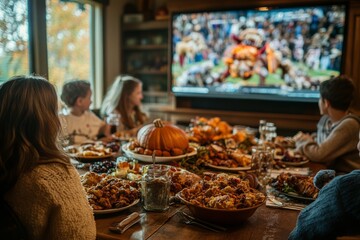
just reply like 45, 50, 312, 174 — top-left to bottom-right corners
27, 0, 104, 108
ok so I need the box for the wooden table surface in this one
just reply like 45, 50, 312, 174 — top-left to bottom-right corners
91, 162, 326, 240
95, 203, 298, 240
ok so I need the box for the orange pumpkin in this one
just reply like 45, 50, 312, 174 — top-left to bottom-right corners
137, 119, 189, 152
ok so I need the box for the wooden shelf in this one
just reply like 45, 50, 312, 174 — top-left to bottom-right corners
144, 91, 168, 97
127, 70, 167, 75
123, 44, 167, 50
123, 20, 168, 31
121, 18, 170, 105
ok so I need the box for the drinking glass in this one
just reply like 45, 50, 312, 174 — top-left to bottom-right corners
106, 113, 121, 134
59, 115, 70, 147
251, 146, 273, 188
265, 122, 277, 142
258, 120, 267, 145
141, 165, 171, 212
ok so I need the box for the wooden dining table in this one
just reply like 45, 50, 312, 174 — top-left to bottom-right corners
83, 162, 326, 240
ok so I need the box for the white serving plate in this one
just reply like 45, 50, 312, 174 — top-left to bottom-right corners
205, 163, 251, 171
93, 199, 140, 215
122, 143, 197, 163
279, 160, 310, 167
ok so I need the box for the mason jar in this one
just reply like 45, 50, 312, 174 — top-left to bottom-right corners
141, 165, 171, 212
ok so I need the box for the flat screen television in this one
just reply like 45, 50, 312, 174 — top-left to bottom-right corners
171, 4, 347, 104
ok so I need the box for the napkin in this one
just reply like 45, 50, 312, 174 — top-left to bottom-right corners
109, 212, 141, 234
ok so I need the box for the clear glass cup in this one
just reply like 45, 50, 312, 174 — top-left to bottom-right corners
106, 113, 121, 134
258, 120, 267, 145
265, 122, 277, 142
251, 146, 273, 188
59, 115, 71, 147
141, 165, 171, 212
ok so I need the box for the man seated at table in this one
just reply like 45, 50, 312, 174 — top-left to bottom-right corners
294, 75, 360, 174
288, 131, 360, 239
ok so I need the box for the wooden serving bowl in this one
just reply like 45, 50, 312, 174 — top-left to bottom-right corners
176, 191, 265, 225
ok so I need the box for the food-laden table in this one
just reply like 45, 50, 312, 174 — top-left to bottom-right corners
77, 162, 325, 240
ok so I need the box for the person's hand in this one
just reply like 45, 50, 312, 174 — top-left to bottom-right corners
99, 135, 115, 143
293, 131, 314, 142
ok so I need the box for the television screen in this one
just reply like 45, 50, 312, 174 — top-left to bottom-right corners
171, 4, 346, 102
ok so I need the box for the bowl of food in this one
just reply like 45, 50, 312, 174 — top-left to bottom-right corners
176, 173, 266, 225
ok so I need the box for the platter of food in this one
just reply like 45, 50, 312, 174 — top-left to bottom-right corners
165, 165, 202, 195
176, 172, 266, 225
122, 143, 197, 163
270, 172, 319, 201
276, 190, 315, 201
80, 172, 141, 213
112, 133, 135, 142
205, 163, 251, 171
68, 152, 117, 163
93, 199, 140, 215
273, 148, 309, 167
64, 142, 120, 163
279, 159, 309, 167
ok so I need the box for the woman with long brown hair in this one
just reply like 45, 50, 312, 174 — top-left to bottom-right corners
0, 75, 96, 239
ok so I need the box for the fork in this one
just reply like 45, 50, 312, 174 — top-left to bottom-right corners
267, 196, 305, 210
178, 212, 225, 232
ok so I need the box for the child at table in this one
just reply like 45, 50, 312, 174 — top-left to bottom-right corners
60, 79, 111, 144
294, 75, 360, 174
100, 75, 148, 136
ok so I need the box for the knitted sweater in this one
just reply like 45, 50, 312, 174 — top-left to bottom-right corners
4, 162, 96, 240
296, 115, 360, 173
289, 170, 360, 240
59, 110, 105, 144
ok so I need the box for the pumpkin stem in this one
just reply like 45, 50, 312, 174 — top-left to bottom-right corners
153, 119, 164, 128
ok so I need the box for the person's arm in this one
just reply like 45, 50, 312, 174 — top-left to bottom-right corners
289, 177, 343, 239
99, 123, 111, 137
289, 171, 360, 239
87, 111, 112, 140
296, 119, 358, 163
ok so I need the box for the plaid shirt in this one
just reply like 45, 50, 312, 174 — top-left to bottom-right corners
316, 115, 333, 144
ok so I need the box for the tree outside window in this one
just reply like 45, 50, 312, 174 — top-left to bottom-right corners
0, 0, 29, 82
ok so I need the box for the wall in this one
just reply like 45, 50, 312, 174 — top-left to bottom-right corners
103, 0, 126, 91
104, 0, 167, 92
105, 0, 360, 131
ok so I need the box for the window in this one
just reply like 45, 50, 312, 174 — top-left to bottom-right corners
46, 0, 104, 107
0, 0, 104, 107
0, 0, 29, 82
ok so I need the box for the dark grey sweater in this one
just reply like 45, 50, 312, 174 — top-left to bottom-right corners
289, 170, 360, 240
